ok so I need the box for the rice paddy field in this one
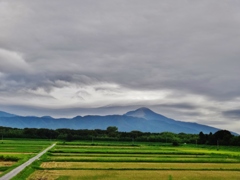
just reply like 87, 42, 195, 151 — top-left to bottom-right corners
0, 139, 52, 178
21, 141, 240, 180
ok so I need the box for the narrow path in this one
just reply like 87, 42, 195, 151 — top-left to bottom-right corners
0, 143, 56, 180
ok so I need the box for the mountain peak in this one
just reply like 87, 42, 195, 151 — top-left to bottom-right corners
137, 107, 152, 111
124, 107, 166, 120
133, 107, 156, 115
0, 108, 222, 134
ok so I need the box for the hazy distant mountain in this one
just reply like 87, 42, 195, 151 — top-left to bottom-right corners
124, 107, 221, 134
0, 107, 223, 134
125, 107, 169, 120
0, 111, 17, 118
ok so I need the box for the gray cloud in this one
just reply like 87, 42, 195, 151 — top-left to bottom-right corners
0, 48, 31, 74
0, 0, 240, 133
223, 110, 240, 119
153, 103, 197, 110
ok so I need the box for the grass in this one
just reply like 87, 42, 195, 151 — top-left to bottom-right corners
11, 160, 42, 180
40, 162, 240, 170
2, 140, 240, 179
28, 170, 240, 180
45, 156, 240, 163
0, 139, 52, 178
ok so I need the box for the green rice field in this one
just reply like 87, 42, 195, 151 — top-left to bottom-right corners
1, 140, 240, 179
15, 141, 240, 180
0, 139, 52, 178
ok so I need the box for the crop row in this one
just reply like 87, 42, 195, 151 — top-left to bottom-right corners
40, 162, 240, 170
0, 140, 52, 178
27, 170, 240, 180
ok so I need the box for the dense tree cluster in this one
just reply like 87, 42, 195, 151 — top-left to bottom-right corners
0, 126, 239, 146
198, 130, 240, 146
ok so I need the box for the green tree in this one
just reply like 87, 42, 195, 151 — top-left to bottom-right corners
106, 126, 118, 138
198, 131, 206, 144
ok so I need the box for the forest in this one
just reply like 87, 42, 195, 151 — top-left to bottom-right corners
1, 126, 240, 146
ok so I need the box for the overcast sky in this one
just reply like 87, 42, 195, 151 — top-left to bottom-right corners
0, 0, 240, 133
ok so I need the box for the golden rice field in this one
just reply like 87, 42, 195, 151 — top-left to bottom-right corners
25, 141, 240, 180
28, 170, 240, 180
0, 161, 15, 166
40, 162, 240, 170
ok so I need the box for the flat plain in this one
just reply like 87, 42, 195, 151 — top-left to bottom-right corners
0, 139, 52, 178
22, 141, 240, 180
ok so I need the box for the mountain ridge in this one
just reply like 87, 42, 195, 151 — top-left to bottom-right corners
124, 107, 168, 120
0, 107, 227, 134
0, 111, 17, 118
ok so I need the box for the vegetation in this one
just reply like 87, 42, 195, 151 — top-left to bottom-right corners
27, 170, 240, 180
0, 140, 52, 178
20, 141, 240, 179
1, 126, 239, 146
1, 126, 240, 179
198, 130, 240, 146
0, 137, 238, 179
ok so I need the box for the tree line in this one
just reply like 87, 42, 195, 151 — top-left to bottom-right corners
0, 126, 239, 146
198, 130, 240, 146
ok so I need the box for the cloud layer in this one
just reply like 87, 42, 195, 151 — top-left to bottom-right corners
1, 0, 240, 133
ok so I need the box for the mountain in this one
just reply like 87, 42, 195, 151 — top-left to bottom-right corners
125, 107, 168, 120
0, 111, 17, 118
124, 107, 221, 134
0, 108, 224, 134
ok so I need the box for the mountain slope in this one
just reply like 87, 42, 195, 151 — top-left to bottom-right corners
0, 111, 17, 118
124, 107, 168, 120
0, 108, 222, 134
124, 107, 220, 134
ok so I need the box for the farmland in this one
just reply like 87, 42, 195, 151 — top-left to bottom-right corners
0, 140, 52, 178
10, 140, 240, 180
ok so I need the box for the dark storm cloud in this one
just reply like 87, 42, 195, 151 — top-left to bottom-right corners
1, 0, 240, 101
223, 110, 240, 119
154, 103, 197, 110
1, 0, 240, 133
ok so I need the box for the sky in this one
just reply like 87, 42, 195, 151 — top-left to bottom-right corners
0, 0, 240, 133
